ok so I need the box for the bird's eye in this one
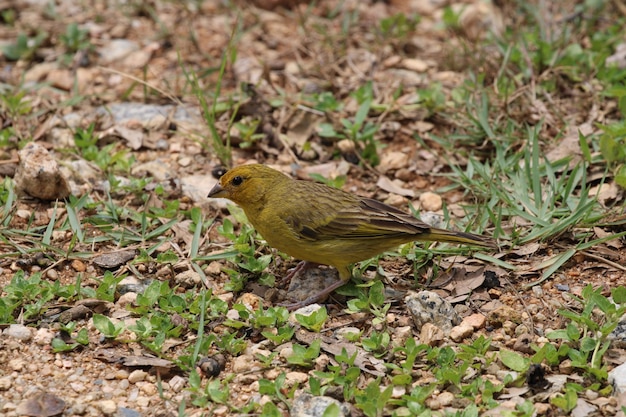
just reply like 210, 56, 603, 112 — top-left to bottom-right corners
232, 176, 243, 186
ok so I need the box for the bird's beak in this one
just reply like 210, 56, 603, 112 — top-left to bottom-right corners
207, 182, 225, 198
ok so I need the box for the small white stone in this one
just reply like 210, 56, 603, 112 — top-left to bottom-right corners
401, 58, 429, 72
450, 324, 474, 342
4, 324, 32, 341
169, 375, 186, 392
419, 191, 443, 212
284, 371, 308, 387
0, 375, 12, 390
128, 370, 148, 384
8, 359, 25, 372
140, 382, 157, 396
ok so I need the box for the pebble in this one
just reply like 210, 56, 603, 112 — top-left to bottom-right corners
534, 403, 551, 414
401, 58, 429, 72
279, 345, 294, 360
0, 376, 13, 390
8, 359, 25, 372
231, 355, 261, 373
128, 370, 147, 384
14, 142, 71, 200
213, 405, 229, 415
460, 313, 486, 330
513, 333, 534, 354
139, 382, 157, 396
135, 396, 150, 407
174, 270, 202, 288
119, 407, 142, 417
70, 382, 86, 392
98, 400, 118, 415
405, 290, 460, 333
419, 323, 444, 346
487, 305, 522, 327
16, 209, 31, 219
426, 391, 455, 409
334, 327, 362, 339
264, 368, 282, 380
608, 361, 626, 393
392, 326, 413, 348
314, 354, 331, 370
72, 259, 86, 272
177, 156, 192, 167
4, 324, 32, 341
117, 292, 137, 308
419, 191, 443, 211
169, 375, 186, 392
378, 151, 409, 173
115, 370, 130, 380
98, 39, 140, 64
449, 324, 474, 342
284, 372, 309, 387
291, 393, 350, 417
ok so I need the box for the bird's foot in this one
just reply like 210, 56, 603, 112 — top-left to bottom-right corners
278, 278, 347, 311
279, 261, 319, 288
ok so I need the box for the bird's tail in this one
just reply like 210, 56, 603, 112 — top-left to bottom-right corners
423, 228, 498, 249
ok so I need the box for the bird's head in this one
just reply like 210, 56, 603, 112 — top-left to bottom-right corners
207, 164, 288, 207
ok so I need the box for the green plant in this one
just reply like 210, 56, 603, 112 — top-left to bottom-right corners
286, 339, 321, 367
596, 120, 626, 188
59, 22, 92, 62
354, 379, 393, 417
1, 32, 47, 61
217, 216, 275, 291
313, 348, 361, 401
378, 13, 419, 41
295, 306, 328, 332
361, 329, 390, 356
0, 88, 32, 120
188, 369, 235, 408
550, 385, 579, 413
345, 280, 390, 325
51, 322, 89, 352
547, 285, 626, 380
259, 373, 292, 406
182, 21, 242, 167
318, 82, 380, 166
92, 313, 125, 339
0, 271, 75, 323
73, 123, 134, 173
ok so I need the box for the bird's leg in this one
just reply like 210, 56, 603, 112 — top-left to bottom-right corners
279, 261, 319, 287
279, 278, 348, 311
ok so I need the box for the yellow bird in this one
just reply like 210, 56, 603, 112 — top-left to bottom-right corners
208, 164, 496, 308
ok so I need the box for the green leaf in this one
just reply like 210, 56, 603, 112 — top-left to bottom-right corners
599, 134, 624, 163
51, 338, 78, 352
615, 165, 626, 188
322, 403, 341, 417
296, 307, 328, 332
500, 349, 530, 372
578, 130, 592, 162
612, 286, 626, 304
92, 314, 120, 338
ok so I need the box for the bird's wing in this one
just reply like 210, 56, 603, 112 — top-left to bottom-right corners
284, 192, 429, 241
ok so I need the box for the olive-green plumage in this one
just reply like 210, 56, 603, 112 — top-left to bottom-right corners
208, 164, 496, 307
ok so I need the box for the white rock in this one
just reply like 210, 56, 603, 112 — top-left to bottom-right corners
419, 191, 442, 211
4, 324, 32, 341
14, 142, 71, 200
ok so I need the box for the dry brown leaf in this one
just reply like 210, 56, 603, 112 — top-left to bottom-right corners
376, 175, 415, 197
